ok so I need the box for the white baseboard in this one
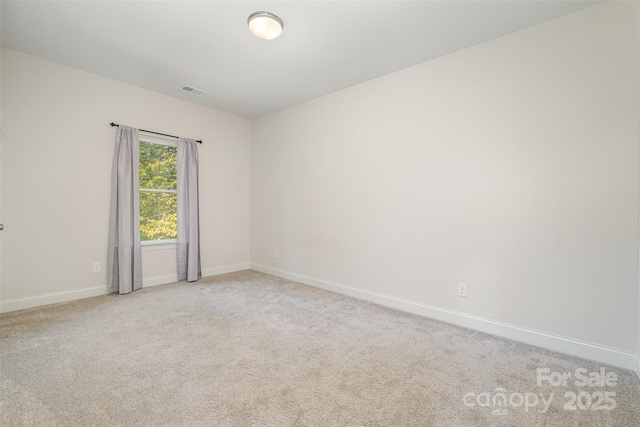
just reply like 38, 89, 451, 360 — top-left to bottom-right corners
143, 263, 251, 288
250, 263, 637, 371
0, 262, 251, 314
143, 274, 178, 287
0, 286, 107, 314
635, 357, 640, 382
203, 263, 250, 277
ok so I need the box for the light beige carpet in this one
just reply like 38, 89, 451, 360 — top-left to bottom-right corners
1, 270, 639, 426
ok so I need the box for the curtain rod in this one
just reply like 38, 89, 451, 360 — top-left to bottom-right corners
110, 122, 202, 144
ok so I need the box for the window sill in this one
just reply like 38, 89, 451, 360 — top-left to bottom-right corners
141, 240, 177, 251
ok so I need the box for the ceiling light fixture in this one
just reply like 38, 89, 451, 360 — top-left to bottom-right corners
248, 11, 284, 40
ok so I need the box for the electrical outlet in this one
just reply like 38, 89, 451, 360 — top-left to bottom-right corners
458, 283, 468, 298
92, 262, 101, 273
274, 250, 279, 260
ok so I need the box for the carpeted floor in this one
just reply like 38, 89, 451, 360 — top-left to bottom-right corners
1, 270, 639, 426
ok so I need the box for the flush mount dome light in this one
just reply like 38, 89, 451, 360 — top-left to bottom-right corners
248, 11, 284, 40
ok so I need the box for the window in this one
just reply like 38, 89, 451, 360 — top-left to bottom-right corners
139, 137, 177, 243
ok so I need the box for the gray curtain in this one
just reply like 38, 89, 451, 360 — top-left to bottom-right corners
177, 137, 201, 282
107, 126, 143, 294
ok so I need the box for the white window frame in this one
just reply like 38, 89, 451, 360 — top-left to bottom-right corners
139, 134, 178, 249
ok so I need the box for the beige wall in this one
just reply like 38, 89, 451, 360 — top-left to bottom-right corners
251, 3, 640, 352
0, 48, 251, 308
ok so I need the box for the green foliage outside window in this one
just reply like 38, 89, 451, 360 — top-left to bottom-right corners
139, 141, 177, 241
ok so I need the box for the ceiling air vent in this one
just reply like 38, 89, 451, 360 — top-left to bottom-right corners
182, 85, 205, 95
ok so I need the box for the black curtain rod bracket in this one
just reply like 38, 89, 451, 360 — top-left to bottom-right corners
110, 122, 202, 144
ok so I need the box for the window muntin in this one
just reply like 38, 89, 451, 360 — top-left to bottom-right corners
139, 138, 177, 242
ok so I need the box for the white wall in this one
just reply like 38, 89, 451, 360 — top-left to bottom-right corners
0, 48, 251, 311
251, 2, 640, 357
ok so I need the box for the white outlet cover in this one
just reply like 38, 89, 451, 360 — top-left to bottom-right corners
458, 283, 467, 297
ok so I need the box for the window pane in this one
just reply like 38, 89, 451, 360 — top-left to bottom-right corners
140, 191, 177, 241
139, 141, 177, 190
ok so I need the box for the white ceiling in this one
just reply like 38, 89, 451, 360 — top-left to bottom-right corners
1, 1, 599, 118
